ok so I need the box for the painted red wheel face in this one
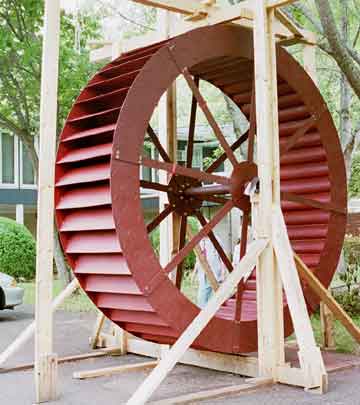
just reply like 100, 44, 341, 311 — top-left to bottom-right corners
55, 25, 347, 354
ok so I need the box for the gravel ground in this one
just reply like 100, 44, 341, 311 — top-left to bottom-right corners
0, 305, 360, 405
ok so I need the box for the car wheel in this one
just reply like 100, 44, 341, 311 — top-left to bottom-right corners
0, 287, 5, 310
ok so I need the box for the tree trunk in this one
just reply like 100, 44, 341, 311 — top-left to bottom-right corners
23, 138, 71, 287
338, 1, 354, 182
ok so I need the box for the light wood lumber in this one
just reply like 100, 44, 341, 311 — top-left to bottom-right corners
34, 0, 61, 401
0, 348, 121, 374
91, 313, 106, 350
149, 379, 273, 404
294, 254, 360, 344
130, 0, 199, 14
267, 0, 298, 8
272, 206, 327, 390
73, 360, 159, 380
126, 239, 268, 405
126, 334, 259, 376
253, 0, 285, 378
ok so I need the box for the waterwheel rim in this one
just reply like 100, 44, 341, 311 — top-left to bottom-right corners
56, 24, 347, 354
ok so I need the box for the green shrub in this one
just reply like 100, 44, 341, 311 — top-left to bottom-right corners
342, 236, 360, 292
334, 288, 360, 317
149, 216, 200, 272
349, 153, 360, 197
0, 217, 36, 280
333, 236, 360, 317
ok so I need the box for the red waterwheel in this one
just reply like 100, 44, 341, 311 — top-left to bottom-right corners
55, 25, 347, 354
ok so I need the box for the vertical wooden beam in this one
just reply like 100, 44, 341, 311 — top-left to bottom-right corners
34, 0, 61, 402
303, 44, 336, 351
158, 10, 178, 273
253, 0, 285, 379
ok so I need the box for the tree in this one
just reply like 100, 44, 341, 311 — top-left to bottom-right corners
0, 0, 101, 284
286, 0, 360, 182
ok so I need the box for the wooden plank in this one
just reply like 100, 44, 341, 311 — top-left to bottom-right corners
90, 313, 106, 350
272, 206, 327, 391
0, 348, 121, 375
34, 0, 61, 401
294, 254, 360, 344
267, 0, 298, 8
126, 239, 268, 405
149, 379, 273, 404
129, 0, 199, 14
253, 0, 285, 378
73, 360, 159, 380
126, 335, 259, 377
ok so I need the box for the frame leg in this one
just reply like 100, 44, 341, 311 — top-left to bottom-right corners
272, 206, 327, 391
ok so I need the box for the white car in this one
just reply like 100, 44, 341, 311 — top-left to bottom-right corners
0, 272, 24, 310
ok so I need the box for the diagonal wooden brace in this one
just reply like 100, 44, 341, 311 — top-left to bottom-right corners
272, 205, 327, 391
126, 238, 269, 405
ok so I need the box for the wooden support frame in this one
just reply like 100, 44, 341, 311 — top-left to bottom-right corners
34, 0, 61, 402
29, 0, 353, 403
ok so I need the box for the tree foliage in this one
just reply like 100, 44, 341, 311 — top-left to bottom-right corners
0, 0, 101, 168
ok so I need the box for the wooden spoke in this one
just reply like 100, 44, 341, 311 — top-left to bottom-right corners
164, 200, 234, 274
147, 125, 171, 163
247, 83, 256, 163
175, 215, 188, 289
206, 131, 249, 173
195, 211, 233, 273
182, 67, 238, 168
186, 76, 200, 168
234, 212, 250, 322
147, 204, 174, 234
281, 191, 346, 214
141, 156, 231, 186
140, 180, 169, 193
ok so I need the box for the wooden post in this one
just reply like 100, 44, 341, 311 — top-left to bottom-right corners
303, 44, 336, 351
253, 0, 285, 379
34, 0, 61, 402
272, 207, 327, 390
158, 10, 178, 274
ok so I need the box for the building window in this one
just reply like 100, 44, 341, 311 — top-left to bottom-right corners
0, 133, 18, 187
20, 142, 36, 187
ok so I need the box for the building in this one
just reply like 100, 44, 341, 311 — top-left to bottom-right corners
0, 133, 37, 234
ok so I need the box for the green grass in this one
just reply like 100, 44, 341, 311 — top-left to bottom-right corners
311, 313, 360, 354
19, 279, 96, 312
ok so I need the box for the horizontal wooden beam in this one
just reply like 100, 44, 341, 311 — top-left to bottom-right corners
150, 378, 273, 404
73, 360, 159, 380
129, 0, 199, 14
267, 0, 298, 8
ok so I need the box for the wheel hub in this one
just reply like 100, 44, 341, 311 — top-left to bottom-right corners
167, 175, 203, 215
230, 161, 258, 211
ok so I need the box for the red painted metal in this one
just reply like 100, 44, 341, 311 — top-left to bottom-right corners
55, 25, 347, 354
